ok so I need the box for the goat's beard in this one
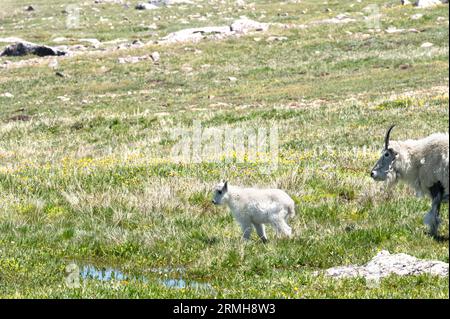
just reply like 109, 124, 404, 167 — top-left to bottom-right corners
385, 169, 399, 188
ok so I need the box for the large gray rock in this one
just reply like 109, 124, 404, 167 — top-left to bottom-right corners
414, 0, 443, 7
159, 17, 268, 44
319, 250, 448, 279
160, 26, 232, 43
0, 42, 66, 57
230, 17, 269, 33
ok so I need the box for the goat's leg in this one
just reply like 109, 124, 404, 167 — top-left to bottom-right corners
239, 221, 253, 241
272, 215, 292, 238
253, 223, 268, 243
424, 182, 443, 237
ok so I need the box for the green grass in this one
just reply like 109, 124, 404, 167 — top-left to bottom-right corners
0, 0, 448, 298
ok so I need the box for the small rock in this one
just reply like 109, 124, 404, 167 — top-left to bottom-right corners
228, 76, 237, 82
266, 36, 288, 42
118, 55, 150, 64
57, 96, 70, 102
385, 26, 405, 33
52, 37, 68, 43
150, 51, 160, 62
8, 114, 30, 122
79, 38, 101, 48
0, 92, 14, 98
25, 5, 35, 11
421, 42, 434, 48
135, 3, 159, 10
55, 71, 65, 77
230, 17, 269, 33
401, 0, 412, 4
411, 13, 423, 20
399, 64, 412, 70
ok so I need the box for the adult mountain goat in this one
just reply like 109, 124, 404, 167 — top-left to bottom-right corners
371, 125, 449, 237
211, 181, 295, 242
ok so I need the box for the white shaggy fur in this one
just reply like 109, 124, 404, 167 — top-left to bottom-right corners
374, 132, 449, 236
386, 133, 449, 198
212, 182, 295, 242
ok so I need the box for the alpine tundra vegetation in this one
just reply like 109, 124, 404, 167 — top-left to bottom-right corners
0, 0, 448, 298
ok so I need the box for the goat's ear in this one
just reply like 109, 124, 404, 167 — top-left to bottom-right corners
223, 181, 228, 191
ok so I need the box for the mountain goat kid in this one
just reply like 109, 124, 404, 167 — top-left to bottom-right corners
371, 125, 449, 237
212, 181, 295, 243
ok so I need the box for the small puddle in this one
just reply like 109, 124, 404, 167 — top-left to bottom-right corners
79, 265, 214, 292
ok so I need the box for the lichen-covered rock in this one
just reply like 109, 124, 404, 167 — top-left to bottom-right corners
159, 26, 232, 43
230, 17, 269, 33
159, 17, 269, 44
320, 250, 448, 279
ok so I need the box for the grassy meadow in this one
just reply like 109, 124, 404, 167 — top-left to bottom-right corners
0, 0, 448, 298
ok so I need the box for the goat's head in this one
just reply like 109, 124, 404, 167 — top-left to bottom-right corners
371, 125, 399, 182
212, 181, 228, 205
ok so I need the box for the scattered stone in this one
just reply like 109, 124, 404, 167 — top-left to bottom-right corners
399, 64, 412, 70
135, 3, 159, 10
160, 26, 231, 43
0, 42, 66, 57
57, 96, 70, 102
411, 13, 423, 19
55, 71, 65, 77
319, 250, 448, 279
401, 0, 412, 4
385, 26, 405, 33
230, 17, 269, 33
421, 42, 434, 48
131, 39, 144, 46
312, 14, 356, 25
228, 76, 237, 82
0, 92, 14, 98
159, 17, 270, 44
52, 37, 68, 43
8, 114, 30, 122
147, 23, 158, 30
150, 51, 160, 62
94, 0, 125, 3
118, 55, 150, 64
266, 36, 288, 42
160, 0, 195, 4
25, 5, 35, 11
79, 38, 101, 48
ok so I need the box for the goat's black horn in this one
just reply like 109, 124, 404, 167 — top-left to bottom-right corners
384, 125, 395, 150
